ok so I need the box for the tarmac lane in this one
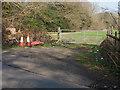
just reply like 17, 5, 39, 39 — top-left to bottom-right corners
2, 47, 90, 88
2, 63, 87, 88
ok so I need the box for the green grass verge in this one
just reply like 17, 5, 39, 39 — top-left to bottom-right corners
61, 43, 120, 76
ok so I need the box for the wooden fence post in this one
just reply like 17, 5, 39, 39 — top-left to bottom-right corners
58, 27, 61, 42
108, 29, 111, 41
118, 30, 120, 52
107, 30, 108, 39
111, 29, 113, 35
111, 29, 113, 43
115, 31, 117, 46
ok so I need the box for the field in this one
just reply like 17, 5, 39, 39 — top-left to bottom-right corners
49, 30, 107, 45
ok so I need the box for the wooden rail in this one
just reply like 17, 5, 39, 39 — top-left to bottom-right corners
106, 30, 120, 49
106, 34, 120, 41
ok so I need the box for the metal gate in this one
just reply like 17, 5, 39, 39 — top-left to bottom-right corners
60, 29, 107, 45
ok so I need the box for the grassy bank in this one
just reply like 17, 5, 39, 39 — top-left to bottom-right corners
61, 43, 120, 76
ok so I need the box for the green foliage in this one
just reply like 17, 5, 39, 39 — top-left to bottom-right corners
43, 4, 69, 31
2, 2, 118, 32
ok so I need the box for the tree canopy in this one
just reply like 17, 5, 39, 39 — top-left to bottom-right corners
2, 2, 118, 32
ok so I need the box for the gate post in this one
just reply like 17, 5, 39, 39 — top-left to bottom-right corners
84, 31, 85, 42
58, 27, 61, 42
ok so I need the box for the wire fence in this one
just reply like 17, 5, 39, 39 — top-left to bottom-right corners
59, 29, 107, 45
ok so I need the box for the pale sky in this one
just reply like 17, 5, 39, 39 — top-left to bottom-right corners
97, 2, 118, 12
88, 0, 119, 2
88, 0, 119, 13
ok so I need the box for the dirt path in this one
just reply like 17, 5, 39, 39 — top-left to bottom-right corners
2, 46, 119, 88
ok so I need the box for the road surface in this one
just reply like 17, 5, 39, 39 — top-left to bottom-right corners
2, 47, 102, 88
